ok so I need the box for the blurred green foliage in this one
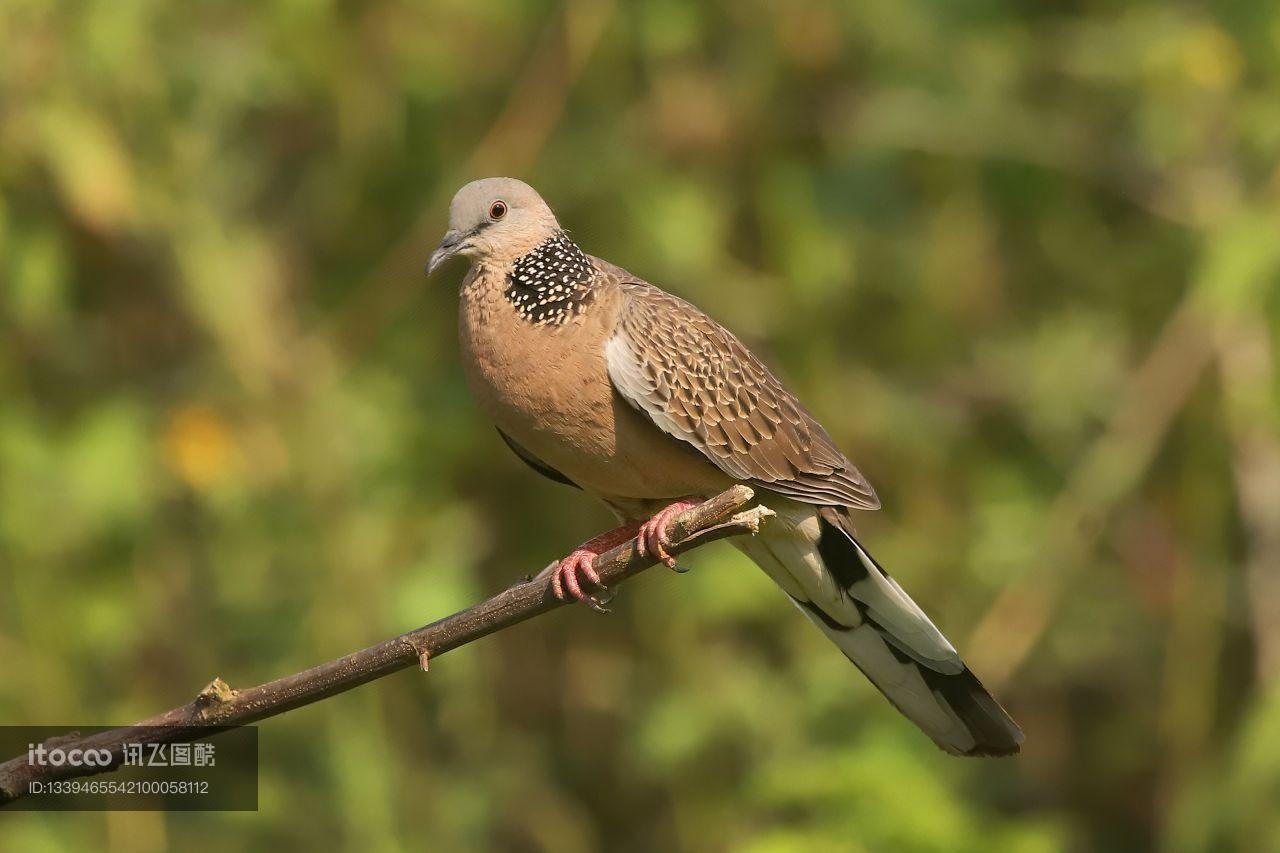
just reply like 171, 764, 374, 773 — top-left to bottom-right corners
2, 0, 1279, 850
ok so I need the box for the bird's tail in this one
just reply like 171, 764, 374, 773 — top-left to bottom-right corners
733, 504, 1023, 757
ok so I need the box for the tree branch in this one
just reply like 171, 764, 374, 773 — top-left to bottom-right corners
0, 486, 772, 806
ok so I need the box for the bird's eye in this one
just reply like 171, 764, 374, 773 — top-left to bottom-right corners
489, 200, 508, 220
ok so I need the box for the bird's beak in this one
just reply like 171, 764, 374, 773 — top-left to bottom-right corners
427, 229, 467, 276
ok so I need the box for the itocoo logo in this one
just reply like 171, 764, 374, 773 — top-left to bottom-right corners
28, 743, 113, 767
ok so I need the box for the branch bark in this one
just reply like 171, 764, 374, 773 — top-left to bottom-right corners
0, 486, 772, 806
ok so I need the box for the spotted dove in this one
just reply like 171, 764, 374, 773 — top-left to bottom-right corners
428, 177, 1023, 756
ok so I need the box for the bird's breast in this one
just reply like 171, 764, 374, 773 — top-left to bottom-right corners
457, 270, 729, 504
459, 269, 621, 463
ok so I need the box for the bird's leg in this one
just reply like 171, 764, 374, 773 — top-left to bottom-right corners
549, 522, 641, 611
637, 499, 702, 571
546, 498, 702, 609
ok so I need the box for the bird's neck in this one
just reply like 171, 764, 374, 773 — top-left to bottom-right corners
502, 231, 597, 326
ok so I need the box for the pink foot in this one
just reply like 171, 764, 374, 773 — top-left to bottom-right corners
551, 548, 604, 606
636, 499, 701, 570
549, 522, 640, 611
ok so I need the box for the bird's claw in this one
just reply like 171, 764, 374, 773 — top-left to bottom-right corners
551, 549, 612, 613
637, 500, 699, 572
548, 503, 698, 609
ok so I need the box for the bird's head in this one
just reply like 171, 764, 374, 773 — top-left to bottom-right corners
427, 177, 561, 275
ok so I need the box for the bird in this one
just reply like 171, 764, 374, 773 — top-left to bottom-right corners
428, 177, 1024, 757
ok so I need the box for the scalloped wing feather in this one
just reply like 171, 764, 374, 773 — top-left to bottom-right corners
604, 276, 880, 511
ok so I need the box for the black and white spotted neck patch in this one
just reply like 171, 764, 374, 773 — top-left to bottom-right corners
506, 232, 596, 326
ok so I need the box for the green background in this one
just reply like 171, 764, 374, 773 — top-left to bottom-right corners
2, 0, 1279, 850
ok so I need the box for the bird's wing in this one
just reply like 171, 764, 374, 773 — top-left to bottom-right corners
604, 276, 880, 510
496, 428, 581, 489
